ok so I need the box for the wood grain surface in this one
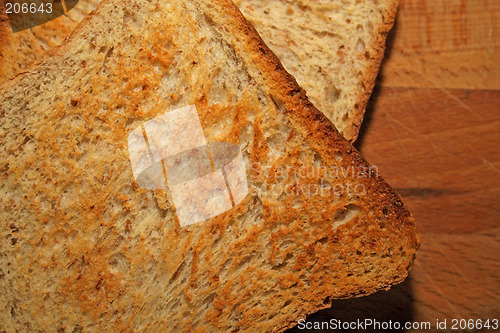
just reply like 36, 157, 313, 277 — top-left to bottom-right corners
358, 87, 500, 324
288, 0, 500, 331
380, 0, 500, 90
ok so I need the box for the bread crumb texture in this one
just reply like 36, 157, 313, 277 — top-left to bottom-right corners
0, 0, 417, 332
0, 0, 398, 142
0, 0, 99, 85
235, 0, 398, 141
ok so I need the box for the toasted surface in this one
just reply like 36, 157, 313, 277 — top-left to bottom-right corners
0, 0, 418, 332
235, 0, 399, 141
0, 0, 99, 84
0, 0, 397, 142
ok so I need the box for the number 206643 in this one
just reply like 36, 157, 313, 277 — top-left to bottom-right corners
5, 2, 53, 14
451, 319, 498, 330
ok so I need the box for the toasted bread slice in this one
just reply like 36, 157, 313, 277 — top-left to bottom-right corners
0, 0, 398, 141
235, 0, 399, 141
0, 0, 418, 331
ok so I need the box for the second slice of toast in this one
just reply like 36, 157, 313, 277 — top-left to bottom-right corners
236, 0, 399, 141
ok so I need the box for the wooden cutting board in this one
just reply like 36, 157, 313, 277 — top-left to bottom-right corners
288, 1, 500, 331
